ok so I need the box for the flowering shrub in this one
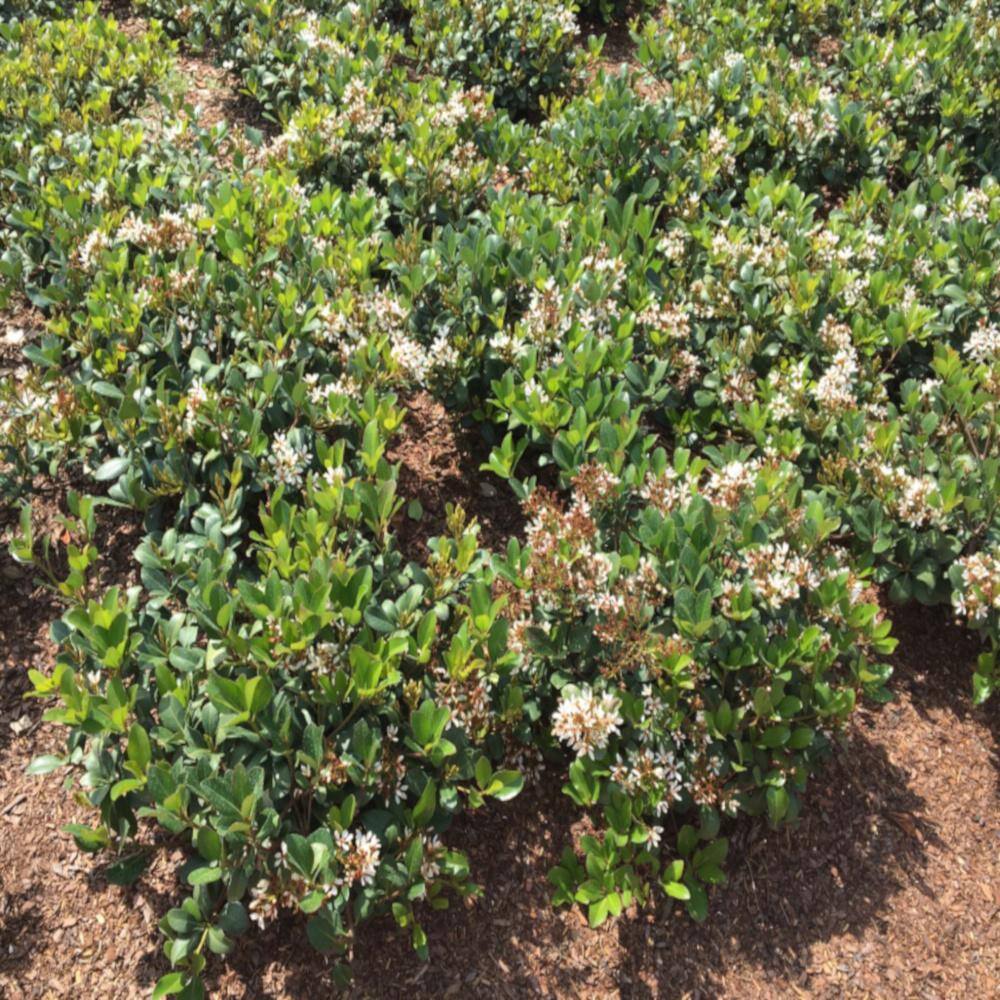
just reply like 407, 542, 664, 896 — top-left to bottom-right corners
493, 456, 893, 922
2, 0, 998, 994
952, 545, 1000, 703
14, 485, 522, 990
406, 0, 582, 113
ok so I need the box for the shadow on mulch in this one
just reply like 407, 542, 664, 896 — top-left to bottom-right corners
200, 715, 941, 999
209, 782, 592, 999
344, 722, 936, 999
618, 729, 935, 998
0, 889, 44, 978
885, 600, 1000, 773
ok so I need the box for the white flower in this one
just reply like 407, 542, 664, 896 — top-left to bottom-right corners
953, 549, 1000, 623
78, 228, 110, 270
552, 686, 623, 758
323, 465, 346, 487
336, 829, 382, 886
268, 431, 310, 488
964, 318, 1000, 364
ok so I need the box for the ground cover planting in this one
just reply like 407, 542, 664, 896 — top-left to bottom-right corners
0, 1, 998, 997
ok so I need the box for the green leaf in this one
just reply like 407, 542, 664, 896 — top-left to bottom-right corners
26, 754, 65, 776
187, 866, 222, 886
94, 456, 130, 481
588, 897, 611, 927
63, 823, 110, 853
662, 880, 690, 901
412, 779, 437, 827
307, 911, 344, 953
485, 769, 523, 802
105, 852, 150, 886
218, 901, 249, 936
685, 882, 708, 922
127, 723, 152, 773
196, 827, 222, 863
152, 972, 186, 999
474, 756, 492, 789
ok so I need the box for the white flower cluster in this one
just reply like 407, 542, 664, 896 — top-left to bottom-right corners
297, 13, 350, 56
305, 640, 350, 675
739, 541, 820, 610
953, 549, 1000, 623
868, 461, 940, 528
256, 77, 383, 166
427, 86, 490, 129
77, 228, 111, 270
268, 431, 311, 488
115, 208, 200, 253
552, 685, 623, 758
181, 376, 208, 433
702, 457, 763, 510
491, 278, 568, 363
658, 228, 687, 263
787, 86, 838, 140
720, 365, 756, 405
341, 77, 383, 135
813, 316, 859, 411
706, 126, 736, 174
416, 138, 487, 196
636, 301, 691, 342
964, 317, 1000, 364
389, 329, 459, 383
766, 360, 809, 420
609, 744, 684, 814
537, 0, 577, 36
420, 834, 445, 882
335, 828, 382, 886
943, 184, 994, 226
640, 465, 687, 516
249, 879, 295, 930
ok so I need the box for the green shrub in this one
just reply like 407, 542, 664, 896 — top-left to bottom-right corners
3, 0, 999, 995
406, 0, 582, 113
495, 455, 893, 924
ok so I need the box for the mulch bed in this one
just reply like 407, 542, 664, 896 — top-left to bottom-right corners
386, 391, 527, 559
2, 14, 999, 997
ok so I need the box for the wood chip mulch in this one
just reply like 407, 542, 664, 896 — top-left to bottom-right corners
386, 391, 526, 559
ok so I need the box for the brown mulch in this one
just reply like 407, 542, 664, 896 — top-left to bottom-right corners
171, 51, 271, 138
386, 392, 526, 559
99, 3, 271, 152
0, 301, 43, 374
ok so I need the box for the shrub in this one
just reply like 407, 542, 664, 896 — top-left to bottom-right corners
494, 455, 893, 923
15, 484, 521, 990
406, 0, 582, 114
3, 0, 998, 994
